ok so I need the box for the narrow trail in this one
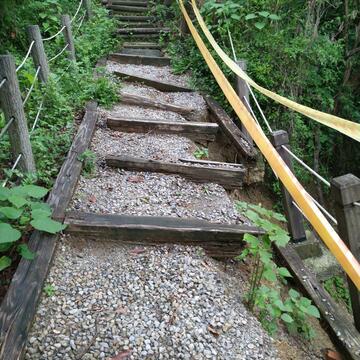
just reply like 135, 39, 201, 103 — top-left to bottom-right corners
22, 2, 313, 359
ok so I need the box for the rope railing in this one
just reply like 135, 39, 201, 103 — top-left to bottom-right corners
71, 0, 84, 24
48, 44, 69, 63
16, 41, 35, 73
30, 100, 44, 134
0, 117, 15, 140
0, 77, 6, 89
22, 66, 41, 106
43, 25, 66, 42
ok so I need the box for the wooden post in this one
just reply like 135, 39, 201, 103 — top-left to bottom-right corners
83, 0, 93, 19
180, 2, 190, 36
235, 60, 253, 146
27, 25, 49, 83
271, 130, 306, 242
331, 174, 360, 332
61, 15, 76, 61
0, 55, 36, 173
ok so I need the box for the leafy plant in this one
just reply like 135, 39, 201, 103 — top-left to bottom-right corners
193, 147, 209, 159
0, 185, 66, 272
44, 283, 55, 297
78, 149, 96, 178
236, 201, 320, 338
324, 275, 351, 313
245, 11, 281, 30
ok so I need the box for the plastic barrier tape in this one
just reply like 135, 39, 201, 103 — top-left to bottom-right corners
190, 0, 360, 143
178, 0, 360, 289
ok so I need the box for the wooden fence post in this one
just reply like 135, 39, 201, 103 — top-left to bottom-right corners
27, 25, 49, 83
0, 55, 36, 173
235, 60, 253, 147
331, 173, 360, 332
83, 0, 93, 19
61, 15, 76, 61
271, 130, 306, 242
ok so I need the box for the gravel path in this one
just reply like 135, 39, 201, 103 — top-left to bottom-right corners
25, 57, 281, 359
25, 238, 278, 360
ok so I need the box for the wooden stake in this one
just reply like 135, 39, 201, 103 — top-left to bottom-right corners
0, 55, 35, 173
61, 15, 76, 61
83, 0, 93, 19
27, 25, 49, 83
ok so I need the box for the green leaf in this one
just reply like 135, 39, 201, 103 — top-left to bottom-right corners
259, 249, 272, 264
0, 223, 21, 243
30, 217, 66, 234
306, 304, 320, 318
269, 14, 281, 20
231, 14, 241, 20
0, 242, 13, 252
32, 208, 52, 219
254, 22, 266, 29
271, 212, 287, 222
281, 313, 294, 323
245, 13, 257, 20
21, 185, 48, 199
278, 267, 292, 278
269, 232, 290, 247
0, 188, 10, 201
8, 195, 27, 208
258, 11, 270, 18
0, 207, 23, 219
244, 209, 260, 223
289, 288, 300, 299
263, 268, 277, 282
0, 256, 11, 271
17, 244, 36, 260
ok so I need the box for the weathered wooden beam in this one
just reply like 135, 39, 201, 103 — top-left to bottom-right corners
106, 0, 147, 7
275, 242, 360, 360
118, 34, 162, 40
117, 27, 170, 35
109, 53, 170, 66
204, 95, 256, 159
179, 158, 243, 167
119, 48, 162, 56
107, 116, 218, 141
0, 102, 98, 360
110, 5, 148, 12
65, 211, 264, 257
120, 92, 202, 121
115, 70, 192, 92
105, 155, 245, 188
118, 22, 156, 28
103, 0, 148, 4
115, 16, 156, 22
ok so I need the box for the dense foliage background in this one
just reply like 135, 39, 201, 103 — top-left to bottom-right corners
165, 0, 359, 202
0, 0, 119, 186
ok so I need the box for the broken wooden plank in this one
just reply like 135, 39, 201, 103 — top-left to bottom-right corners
105, 155, 245, 188
107, 116, 218, 141
109, 53, 170, 66
120, 92, 202, 121
117, 27, 170, 35
275, 243, 360, 360
0, 102, 98, 360
115, 70, 192, 92
204, 95, 257, 159
65, 211, 264, 257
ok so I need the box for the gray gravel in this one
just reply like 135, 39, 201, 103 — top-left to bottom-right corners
25, 238, 278, 360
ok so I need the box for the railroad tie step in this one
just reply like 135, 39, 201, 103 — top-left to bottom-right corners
117, 27, 170, 35
109, 5, 148, 13
64, 211, 264, 257
114, 70, 192, 92
105, 155, 245, 189
118, 22, 157, 28
102, 0, 148, 5
119, 48, 163, 57
114, 15, 156, 22
106, 116, 219, 141
122, 41, 162, 49
109, 53, 170, 66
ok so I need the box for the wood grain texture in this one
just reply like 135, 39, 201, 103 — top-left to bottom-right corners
275, 243, 360, 360
114, 70, 191, 92
110, 5, 148, 13
120, 92, 203, 121
119, 48, 162, 56
0, 102, 98, 360
117, 28, 170, 35
65, 211, 264, 257
204, 95, 256, 159
107, 116, 218, 141
61, 15, 76, 61
105, 154, 245, 188
109, 53, 170, 66
116, 16, 157, 23
122, 41, 161, 49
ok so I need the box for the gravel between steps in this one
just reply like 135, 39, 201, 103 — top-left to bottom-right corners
24, 238, 279, 360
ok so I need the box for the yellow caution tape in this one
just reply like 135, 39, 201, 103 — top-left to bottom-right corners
178, 0, 360, 289
190, 0, 360, 142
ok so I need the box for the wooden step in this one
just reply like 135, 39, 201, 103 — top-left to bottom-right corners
120, 92, 200, 121
115, 15, 156, 22
110, 5, 148, 13
105, 155, 245, 188
123, 42, 162, 49
107, 117, 219, 141
65, 212, 264, 257
117, 27, 170, 35
105, 1, 147, 6
114, 70, 192, 92
120, 48, 162, 56
109, 53, 170, 66
103, 0, 148, 4
118, 22, 156, 28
